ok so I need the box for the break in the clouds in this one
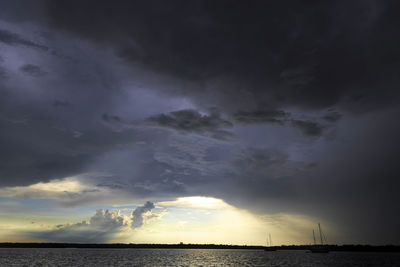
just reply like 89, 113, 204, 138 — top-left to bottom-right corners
0, 0, 400, 245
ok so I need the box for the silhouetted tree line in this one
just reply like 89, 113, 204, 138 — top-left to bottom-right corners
0, 243, 263, 250
0, 243, 399, 252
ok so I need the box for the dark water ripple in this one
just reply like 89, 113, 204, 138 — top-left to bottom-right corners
0, 248, 399, 267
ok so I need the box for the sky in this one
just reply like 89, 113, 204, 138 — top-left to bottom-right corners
0, 0, 399, 245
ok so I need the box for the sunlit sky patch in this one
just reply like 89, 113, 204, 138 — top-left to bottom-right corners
0, 193, 330, 245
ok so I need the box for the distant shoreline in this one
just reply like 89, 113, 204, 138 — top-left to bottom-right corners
0, 243, 399, 252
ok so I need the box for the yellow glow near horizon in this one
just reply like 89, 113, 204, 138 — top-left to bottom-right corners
0, 194, 332, 245
158, 196, 230, 209
0, 177, 84, 199
28, 178, 83, 192
133, 196, 329, 245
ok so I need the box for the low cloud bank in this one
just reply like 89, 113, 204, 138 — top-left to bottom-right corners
30, 202, 159, 243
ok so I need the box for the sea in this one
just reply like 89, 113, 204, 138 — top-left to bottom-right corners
1, 248, 399, 266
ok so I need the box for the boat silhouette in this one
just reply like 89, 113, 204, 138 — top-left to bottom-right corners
264, 233, 276, 251
309, 223, 329, 253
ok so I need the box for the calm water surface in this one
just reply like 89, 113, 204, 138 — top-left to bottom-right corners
0, 248, 399, 267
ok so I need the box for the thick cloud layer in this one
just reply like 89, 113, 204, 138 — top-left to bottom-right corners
290, 119, 324, 137
147, 109, 233, 140
0, 28, 48, 51
232, 110, 288, 125
0, 1, 399, 244
44, 0, 400, 113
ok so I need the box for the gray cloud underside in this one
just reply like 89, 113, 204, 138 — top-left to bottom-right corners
232, 110, 289, 125
44, 0, 400, 113
19, 64, 47, 77
146, 109, 233, 140
321, 111, 342, 122
0, 28, 48, 51
146, 108, 327, 139
290, 120, 324, 137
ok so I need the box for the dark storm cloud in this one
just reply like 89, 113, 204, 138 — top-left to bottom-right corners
101, 113, 136, 133
0, 66, 5, 79
148, 135, 311, 209
229, 148, 311, 184
290, 119, 324, 137
322, 111, 342, 122
0, 28, 48, 51
44, 0, 400, 112
0, 0, 46, 22
0, 112, 92, 186
0, 76, 136, 186
158, 144, 315, 217
146, 109, 233, 140
19, 64, 47, 77
0, 22, 155, 187
102, 113, 121, 123
53, 99, 70, 107
232, 110, 289, 125
294, 109, 400, 244
0, 112, 156, 187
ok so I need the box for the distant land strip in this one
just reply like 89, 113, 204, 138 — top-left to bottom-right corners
0, 243, 399, 252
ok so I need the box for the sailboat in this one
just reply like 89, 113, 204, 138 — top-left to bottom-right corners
264, 233, 276, 251
309, 223, 329, 253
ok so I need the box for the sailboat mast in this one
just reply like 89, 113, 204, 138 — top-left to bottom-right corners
269, 233, 272, 246
312, 229, 316, 245
318, 223, 323, 245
